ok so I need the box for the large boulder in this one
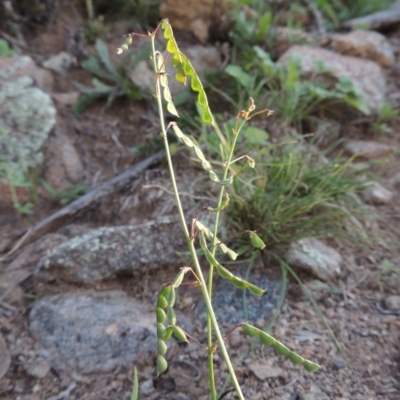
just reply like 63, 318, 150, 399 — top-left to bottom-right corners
0, 56, 56, 204
29, 291, 157, 373
159, 0, 229, 42
36, 220, 188, 285
278, 45, 386, 114
331, 30, 395, 68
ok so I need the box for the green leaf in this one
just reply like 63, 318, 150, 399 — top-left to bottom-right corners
121, 80, 142, 100
243, 127, 269, 146
172, 325, 188, 342
92, 78, 116, 93
96, 39, 119, 79
254, 11, 272, 41
81, 56, 115, 81
156, 355, 168, 376
73, 95, 96, 117
130, 367, 139, 400
73, 81, 102, 95
0, 39, 16, 56
225, 65, 255, 89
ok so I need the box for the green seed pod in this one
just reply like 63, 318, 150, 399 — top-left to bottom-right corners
121, 44, 128, 52
167, 307, 176, 325
125, 35, 133, 45
247, 156, 255, 168
157, 295, 168, 309
231, 277, 247, 289
250, 232, 266, 249
288, 351, 304, 364
156, 355, 168, 376
158, 339, 168, 356
167, 288, 176, 308
215, 265, 233, 280
173, 325, 188, 342
156, 308, 167, 323
242, 323, 260, 337
162, 327, 174, 340
259, 331, 276, 346
157, 323, 166, 338
273, 342, 290, 356
173, 269, 186, 287
303, 360, 320, 372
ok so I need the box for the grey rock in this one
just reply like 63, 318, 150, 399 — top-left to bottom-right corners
36, 220, 187, 285
0, 56, 56, 188
42, 52, 77, 76
6, 233, 67, 271
42, 130, 84, 190
363, 181, 394, 205
0, 55, 53, 92
141, 379, 155, 396
286, 238, 342, 281
344, 140, 394, 160
343, 0, 400, 30
278, 45, 386, 114
29, 291, 157, 374
384, 295, 400, 311
26, 360, 51, 379
331, 30, 395, 68
313, 118, 341, 147
304, 384, 330, 400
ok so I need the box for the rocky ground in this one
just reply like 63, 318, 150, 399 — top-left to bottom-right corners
1, 1, 400, 399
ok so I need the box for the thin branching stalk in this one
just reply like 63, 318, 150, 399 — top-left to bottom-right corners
206, 116, 248, 397
150, 36, 246, 400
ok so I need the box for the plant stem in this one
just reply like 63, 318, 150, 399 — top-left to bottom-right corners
150, 38, 245, 400
206, 118, 248, 398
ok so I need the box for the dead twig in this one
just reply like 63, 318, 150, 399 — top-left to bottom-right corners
0, 151, 165, 261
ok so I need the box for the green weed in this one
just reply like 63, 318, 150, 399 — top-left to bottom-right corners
73, 38, 142, 116
228, 141, 369, 253
222, 46, 368, 126
0, 39, 16, 56
42, 181, 87, 205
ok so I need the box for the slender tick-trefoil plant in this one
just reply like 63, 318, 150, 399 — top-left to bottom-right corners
117, 19, 320, 400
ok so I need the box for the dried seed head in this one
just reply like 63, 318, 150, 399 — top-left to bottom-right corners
248, 97, 256, 112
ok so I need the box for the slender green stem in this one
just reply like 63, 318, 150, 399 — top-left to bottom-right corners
150, 37, 245, 400
206, 117, 248, 398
